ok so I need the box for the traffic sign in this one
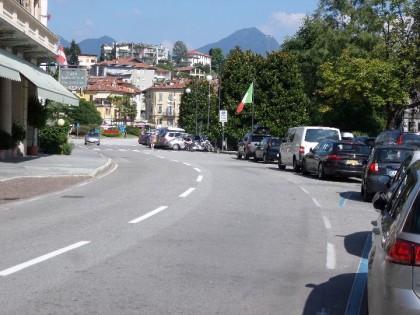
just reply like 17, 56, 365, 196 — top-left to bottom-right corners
219, 110, 228, 123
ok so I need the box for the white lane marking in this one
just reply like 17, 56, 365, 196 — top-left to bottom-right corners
129, 206, 168, 224
171, 159, 179, 162
0, 241, 90, 276
300, 186, 309, 194
157, 156, 165, 159
197, 175, 203, 182
133, 149, 140, 152
322, 215, 332, 229
183, 162, 191, 166
326, 243, 336, 270
118, 149, 127, 151
180, 188, 195, 197
312, 198, 321, 208
194, 168, 201, 172
145, 152, 150, 155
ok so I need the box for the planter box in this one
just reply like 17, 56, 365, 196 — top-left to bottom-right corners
27, 146, 39, 156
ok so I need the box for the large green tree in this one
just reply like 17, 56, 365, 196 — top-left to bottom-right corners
65, 40, 81, 66
67, 98, 102, 125
172, 41, 188, 66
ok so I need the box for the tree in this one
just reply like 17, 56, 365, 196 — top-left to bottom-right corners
209, 48, 225, 77
65, 40, 81, 65
107, 96, 137, 124
172, 41, 188, 66
67, 98, 102, 126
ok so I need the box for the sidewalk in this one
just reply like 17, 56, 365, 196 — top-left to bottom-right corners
0, 145, 111, 181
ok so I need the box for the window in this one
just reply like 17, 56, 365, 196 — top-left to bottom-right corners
158, 93, 163, 101
158, 105, 162, 113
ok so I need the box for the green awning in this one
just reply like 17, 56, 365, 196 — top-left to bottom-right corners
0, 50, 79, 106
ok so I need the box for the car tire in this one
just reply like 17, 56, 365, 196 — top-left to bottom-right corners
293, 157, 301, 172
318, 163, 326, 180
278, 156, 286, 170
97, 142, 100, 146
84, 142, 87, 145
237, 151, 242, 159
363, 184, 374, 202
244, 153, 249, 160
301, 159, 308, 175
173, 144, 180, 151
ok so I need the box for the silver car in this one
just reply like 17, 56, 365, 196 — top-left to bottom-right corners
164, 135, 187, 150
368, 160, 420, 314
84, 132, 100, 145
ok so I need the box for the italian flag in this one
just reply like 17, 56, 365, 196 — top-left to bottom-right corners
236, 83, 253, 114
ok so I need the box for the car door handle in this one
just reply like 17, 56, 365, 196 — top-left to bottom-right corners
372, 227, 380, 235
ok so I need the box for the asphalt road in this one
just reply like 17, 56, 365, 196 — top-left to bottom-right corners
0, 139, 376, 314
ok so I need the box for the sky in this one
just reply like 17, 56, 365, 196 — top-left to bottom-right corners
47, 0, 319, 50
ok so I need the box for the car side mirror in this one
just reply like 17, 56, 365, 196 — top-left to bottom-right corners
372, 191, 388, 212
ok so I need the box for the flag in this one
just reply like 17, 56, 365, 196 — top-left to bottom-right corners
236, 83, 253, 114
56, 45, 67, 66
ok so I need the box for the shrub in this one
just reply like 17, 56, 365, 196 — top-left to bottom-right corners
12, 121, 27, 147
39, 125, 70, 154
61, 142, 74, 155
0, 129, 13, 150
126, 126, 140, 136
102, 128, 121, 137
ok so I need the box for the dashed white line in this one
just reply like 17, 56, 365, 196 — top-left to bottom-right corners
326, 243, 336, 270
194, 168, 201, 172
157, 156, 165, 159
322, 215, 332, 229
183, 162, 191, 166
312, 198, 321, 208
196, 175, 203, 182
171, 159, 179, 162
300, 186, 309, 194
179, 188, 195, 197
0, 241, 90, 276
129, 206, 168, 224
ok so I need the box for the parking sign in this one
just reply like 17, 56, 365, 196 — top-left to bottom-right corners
219, 110, 228, 123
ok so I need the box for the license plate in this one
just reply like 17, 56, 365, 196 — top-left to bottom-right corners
346, 160, 359, 165
388, 170, 397, 176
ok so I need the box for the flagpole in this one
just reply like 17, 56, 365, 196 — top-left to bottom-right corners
251, 80, 254, 131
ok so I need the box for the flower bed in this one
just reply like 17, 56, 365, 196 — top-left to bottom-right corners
101, 129, 121, 137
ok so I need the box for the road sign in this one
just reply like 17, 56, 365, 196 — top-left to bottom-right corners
219, 110, 228, 123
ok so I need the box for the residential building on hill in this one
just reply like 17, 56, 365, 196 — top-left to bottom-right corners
0, 0, 78, 157
176, 66, 206, 79
143, 80, 188, 127
100, 42, 169, 64
78, 54, 98, 70
79, 76, 142, 124
188, 50, 211, 67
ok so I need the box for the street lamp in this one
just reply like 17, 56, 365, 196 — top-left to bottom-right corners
185, 85, 198, 134
206, 74, 212, 133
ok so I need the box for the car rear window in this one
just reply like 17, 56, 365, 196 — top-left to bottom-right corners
271, 138, 281, 146
402, 133, 420, 147
251, 135, 268, 142
304, 129, 340, 142
333, 143, 369, 154
376, 148, 413, 163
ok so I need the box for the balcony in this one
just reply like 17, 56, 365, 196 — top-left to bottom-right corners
0, 0, 58, 62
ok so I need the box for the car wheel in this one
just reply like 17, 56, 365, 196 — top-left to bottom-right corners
173, 144, 180, 151
85, 142, 87, 145
363, 184, 374, 202
237, 151, 242, 159
97, 142, 100, 146
301, 159, 308, 175
293, 157, 301, 172
278, 156, 286, 170
244, 153, 249, 160
318, 163, 326, 180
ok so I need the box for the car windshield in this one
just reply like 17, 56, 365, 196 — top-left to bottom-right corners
304, 129, 340, 142
333, 143, 369, 154
87, 133, 99, 137
376, 149, 413, 163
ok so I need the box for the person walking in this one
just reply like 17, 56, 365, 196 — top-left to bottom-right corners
150, 132, 157, 150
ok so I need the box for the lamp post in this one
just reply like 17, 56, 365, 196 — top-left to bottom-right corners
206, 74, 212, 133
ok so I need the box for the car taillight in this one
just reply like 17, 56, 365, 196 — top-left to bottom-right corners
369, 163, 378, 173
327, 154, 342, 160
299, 146, 305, 154
387, 239, 420, 266
397, 134, 403, 145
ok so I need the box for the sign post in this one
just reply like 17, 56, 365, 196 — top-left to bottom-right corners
219, 110, 228, 151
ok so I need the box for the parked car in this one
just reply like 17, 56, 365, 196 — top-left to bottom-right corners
254, 137, 281, 163
164, 135, 187, 150
361, 145, 415, 201
374, 130, 420, 148
367, 159, 420, 315
156, 131, 186, 148
278, 126, 341, 171
301, 140, 370, 179
237, 130, 271, 160
84, 132, 100, 145
353, 135, 375, 149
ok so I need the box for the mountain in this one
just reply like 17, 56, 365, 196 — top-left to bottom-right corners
78, 36, 115, 56
196, 27, 280, 56
58, 35, 115, 56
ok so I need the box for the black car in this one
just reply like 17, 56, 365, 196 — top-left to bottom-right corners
374, 130, 420, 148
237, 131, 271, 160
361, 145, 416, 202
301, 139, 370, 179
254, 137, 281, 163
353, 135, 375, 149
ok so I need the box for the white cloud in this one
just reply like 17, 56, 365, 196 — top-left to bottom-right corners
260, 11, 307, 43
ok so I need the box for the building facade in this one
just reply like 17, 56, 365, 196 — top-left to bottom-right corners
100, 42, 169, 64
0, 0, 78, 157
188, 50, 211, 67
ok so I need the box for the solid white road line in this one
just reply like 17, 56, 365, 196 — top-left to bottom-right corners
196, 175, 203, 182
129, 206, 168, 224
0, 241, 91, 276
322, 215, 332, 229
326, 243, 336, 270
179, 188, 195, 197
